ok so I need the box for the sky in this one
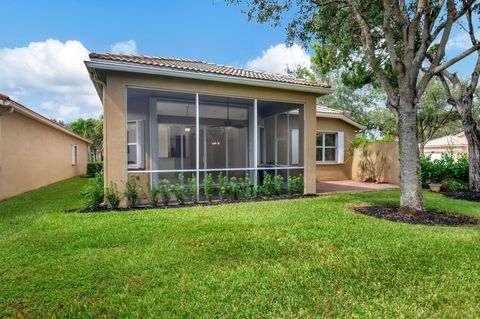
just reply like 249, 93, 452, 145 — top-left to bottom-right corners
0, 0, 476, 122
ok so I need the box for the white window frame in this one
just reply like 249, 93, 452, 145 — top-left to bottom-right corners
71, 145, 78, 166
127, 120, 145, 169
316, 131, 338, 163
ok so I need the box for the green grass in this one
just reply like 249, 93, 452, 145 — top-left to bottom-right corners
0, 177, 479, 318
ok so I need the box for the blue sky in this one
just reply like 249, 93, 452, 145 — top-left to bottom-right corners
0, 0, 476, 122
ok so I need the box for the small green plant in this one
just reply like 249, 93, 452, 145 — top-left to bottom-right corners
203, 173, 213, 202
124, 177, 143, 207
288, 175, 304, 195
229, 176, 239, 200
442, 178, 467, 192
217, 172, 228, 201
160, 179, 171, 206
244, 175, 252, 198
174, 174, 186, 205
148, 182, 160, 207
273, 175, 284, 196
105, 181, 121, 209
82, 172, 104, 209
262, 172, 273, 196
188, 174, 198, 204
252, 184, 261, 198
86, 161, 103, 177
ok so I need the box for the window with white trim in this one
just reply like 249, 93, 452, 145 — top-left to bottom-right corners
127, 120, 145, 169
71, 145, 78, 166
316, 132, 338, 162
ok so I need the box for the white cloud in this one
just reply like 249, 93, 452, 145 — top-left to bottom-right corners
447, 33, 470, 50
0, 39, 101, 122
245, 43, 312, 75
110, 40, 137, 55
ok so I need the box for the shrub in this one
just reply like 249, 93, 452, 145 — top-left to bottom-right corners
217, 173, 228, 201
229, 176, 239, 200
105, 181, 121, 209
160, 179, 171, 206
252, 185, 261, 198
87, 161, 103, 177
188, 174, 198, 204
442, 179, 467, 193
203, 173, 213, 202
262, 173, 273, 196
124, 177, 143, 207
148, 182, 160, 207
244, 175, 252, 198
82, 172, 104, 209
174, 174, 186, 205
288, 175, 304, 195
273, 175, 284, 196
420, 154, 469, 187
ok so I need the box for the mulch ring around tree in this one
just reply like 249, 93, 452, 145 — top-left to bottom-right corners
352, 205, 478, 227
443, 192, 480, 203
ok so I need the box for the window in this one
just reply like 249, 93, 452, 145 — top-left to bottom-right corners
71, 145, 78, 166
316, 132, 344, 163
127, 120, 145, 169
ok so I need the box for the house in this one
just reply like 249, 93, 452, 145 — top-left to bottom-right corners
0, 93, 91, 201
85, 53, 363, 206
423, 132, 468, 160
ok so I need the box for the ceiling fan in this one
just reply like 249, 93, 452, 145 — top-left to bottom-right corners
211, 97, 245, 129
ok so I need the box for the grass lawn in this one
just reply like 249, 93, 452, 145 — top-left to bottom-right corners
0, 177, 479, 318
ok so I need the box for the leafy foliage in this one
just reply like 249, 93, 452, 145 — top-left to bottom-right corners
217, 173, 228, 201
67, 117, 103, 161
229, 176, 239, 200
86, 161, 103, 177
124, 177, 143, 207
148, 182, 160, 207
203, 173, 213, 202
420, 154, 469, 188
244, 175, 252, 198
188, 174, 198, 204
105, 181, 121, 209
160, 179, 171, 206
82, 173, 104, 209
261, 173, 274, 196
287, 175, 304, 195
173, 174, 186, 205
273, 175, 284, 196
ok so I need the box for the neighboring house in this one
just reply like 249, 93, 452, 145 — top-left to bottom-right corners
0, 93, 91, 201
315, 106, 365, 181
85, 53, 362, 206
423, 132, 468, 160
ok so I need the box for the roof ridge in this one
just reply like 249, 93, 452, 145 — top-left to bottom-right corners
88, 52, 330, 88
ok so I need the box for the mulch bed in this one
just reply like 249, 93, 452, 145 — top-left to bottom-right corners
70, 194, 318, 214
353, 205, 478, 227
443, 191, 480, 203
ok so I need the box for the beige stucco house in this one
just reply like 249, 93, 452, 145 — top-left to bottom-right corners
423, 132, 469, 159
85, 53, 363, 206
0, 93, 90, 201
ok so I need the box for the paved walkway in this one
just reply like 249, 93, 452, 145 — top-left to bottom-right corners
316, 180, 399, 194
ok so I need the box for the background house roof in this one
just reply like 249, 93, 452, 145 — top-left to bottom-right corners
424, 134, 468, 148
88, 53, 331, 91
316, 105, 365, 130
0, 93, 91, 144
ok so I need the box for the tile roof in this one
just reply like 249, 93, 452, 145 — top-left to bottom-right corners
89, 53, 331, 89
0, 93, 10, 101
316, 105, 344, 115
424, 135, 468, 147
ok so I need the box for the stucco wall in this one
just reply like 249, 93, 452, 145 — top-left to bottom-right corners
0, 111, 89, 200
315, 117, 357, 181
102, 71, 320, 206
351, 141, 400, 185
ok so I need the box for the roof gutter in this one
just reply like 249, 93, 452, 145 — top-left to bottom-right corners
317, 112, 365, 130
85, 60, 332, 95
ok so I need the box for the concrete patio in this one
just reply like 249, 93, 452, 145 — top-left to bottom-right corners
316, 180, 399, 194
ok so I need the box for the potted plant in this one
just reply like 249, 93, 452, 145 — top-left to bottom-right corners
427, 176, 442, 192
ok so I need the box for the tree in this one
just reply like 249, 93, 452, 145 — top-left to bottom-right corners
67, 118, 103, 161
417, 79, 461, 153
227, 0, 478, 213
436, 7, 480, 191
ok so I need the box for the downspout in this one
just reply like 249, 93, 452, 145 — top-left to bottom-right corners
89, 71, 107, 182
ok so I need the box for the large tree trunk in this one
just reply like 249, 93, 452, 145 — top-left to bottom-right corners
397, 100, 425, 214
462, 120, 480, 192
